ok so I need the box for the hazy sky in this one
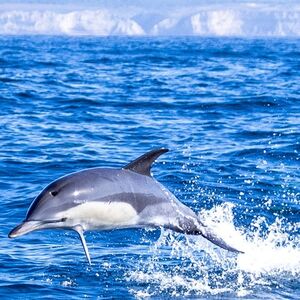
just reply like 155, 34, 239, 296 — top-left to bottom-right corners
1, 0, 299, 9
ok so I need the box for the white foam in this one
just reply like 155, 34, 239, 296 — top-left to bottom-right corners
127, 203, 300, 297
199, 203, 300, 275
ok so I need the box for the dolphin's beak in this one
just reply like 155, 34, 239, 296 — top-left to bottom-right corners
8, 221, 43, 238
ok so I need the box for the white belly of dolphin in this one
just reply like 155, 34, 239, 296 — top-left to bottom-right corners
54, 201, 139, 230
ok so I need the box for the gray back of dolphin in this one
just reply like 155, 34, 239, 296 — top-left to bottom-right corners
9, 148, 243, 264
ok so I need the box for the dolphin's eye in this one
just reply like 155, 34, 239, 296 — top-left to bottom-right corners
50, 191, 58, 197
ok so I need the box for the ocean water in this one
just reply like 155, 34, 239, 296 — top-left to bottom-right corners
0, 36, 299, 299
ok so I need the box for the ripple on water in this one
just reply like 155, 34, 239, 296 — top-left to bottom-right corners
0, 36, 299, 299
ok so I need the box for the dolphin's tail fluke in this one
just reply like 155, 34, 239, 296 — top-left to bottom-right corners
199, 226, 244, 254
168, 217, 244, 254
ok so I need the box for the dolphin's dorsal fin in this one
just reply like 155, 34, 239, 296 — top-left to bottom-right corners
123, 148, 169, 177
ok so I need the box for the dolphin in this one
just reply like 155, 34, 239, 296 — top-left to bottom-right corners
9, 148, 243, 264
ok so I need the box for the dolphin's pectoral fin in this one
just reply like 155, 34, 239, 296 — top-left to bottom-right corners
123, 148, 169, 177
74, 225, 91, 265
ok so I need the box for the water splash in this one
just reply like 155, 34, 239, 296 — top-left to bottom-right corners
127, 203, 300, 298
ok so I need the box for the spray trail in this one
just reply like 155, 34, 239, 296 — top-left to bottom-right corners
127, 203, 300, 298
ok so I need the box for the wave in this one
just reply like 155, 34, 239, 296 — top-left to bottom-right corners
0, 4, 300, 37
127, 203, 300, 297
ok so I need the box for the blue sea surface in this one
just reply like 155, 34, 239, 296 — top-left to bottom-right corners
0, 36, 299, 299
